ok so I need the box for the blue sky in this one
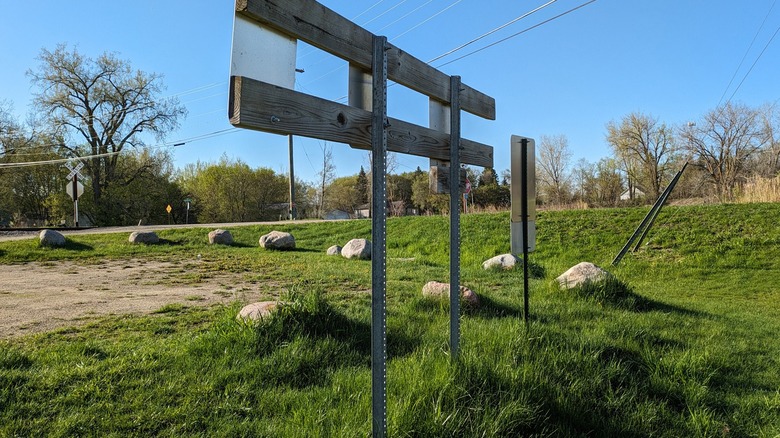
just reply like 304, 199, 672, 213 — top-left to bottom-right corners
2, 1, 779, 184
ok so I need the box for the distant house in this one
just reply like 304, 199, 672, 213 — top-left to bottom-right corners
324, 209, 351, 220
355, 204, 370, 219
354, 202, 418, 218
620, 186, 646, 201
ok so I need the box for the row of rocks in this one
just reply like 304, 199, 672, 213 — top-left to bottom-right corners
238, 280, 480, 323
237, 261, 612, 323
326, 238, 372, 260
42, 228, 611, 292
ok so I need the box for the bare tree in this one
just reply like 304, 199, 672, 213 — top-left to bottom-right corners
317, 142, 336, 217
28, 44, 185, 224
753, 103, 780, 177
606, 112, 676, 200
537, 134, 572, 205
681, 102, 768, 201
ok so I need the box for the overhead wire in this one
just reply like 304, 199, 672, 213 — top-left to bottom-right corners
434, 0, 598, 68
717, 0, 777, 107
724, 23, 780, 105
427, 0, 558, 64
390, 0, 464, 41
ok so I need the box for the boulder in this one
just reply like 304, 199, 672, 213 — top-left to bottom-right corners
326, 245, 342, 256
422, 281, 480, 307
208, 229, 233, 245
237, 301, 283, 322
341, 238, 372, 260
556, 262, 611, 289
482, 253, 520, 270
39, 229, 66, 247
259, 231, 295, 250
129, 231, 159, 245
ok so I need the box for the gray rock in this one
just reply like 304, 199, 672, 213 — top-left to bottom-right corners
208, 229, 233, 245
39, 229, 66, 247
556, 262, 611, 289
129, 231, 159, 245
259, 231, 295, 250
326, 245, 342, 256
422, 281, 480, 307
237, 301, 283, 322
341, 238, 371, 260
482, 253, 520, 270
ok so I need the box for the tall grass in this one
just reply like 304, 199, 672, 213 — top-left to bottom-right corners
1, 204, 779, 436
738, 175, 780, 203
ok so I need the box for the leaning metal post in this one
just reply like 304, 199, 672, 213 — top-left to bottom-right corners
612, 161, 689, 266
449, 75, 462, 361
631, 162, 689, 252
370, 35, 389, 438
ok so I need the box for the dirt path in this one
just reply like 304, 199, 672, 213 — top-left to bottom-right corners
0, 258, 272, 339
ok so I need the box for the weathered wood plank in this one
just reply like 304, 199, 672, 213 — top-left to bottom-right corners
235, 0, 496, 120
229, 76, 494, 168
429, 165, 468, 194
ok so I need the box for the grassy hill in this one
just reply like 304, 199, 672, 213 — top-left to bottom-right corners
1, 203, 779, 436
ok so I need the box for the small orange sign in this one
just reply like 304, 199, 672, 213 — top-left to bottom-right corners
166, 204, 172, 214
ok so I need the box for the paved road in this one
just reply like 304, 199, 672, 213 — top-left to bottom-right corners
0, 219, 336, 242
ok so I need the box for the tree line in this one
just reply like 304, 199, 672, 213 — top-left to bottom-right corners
538, 104, 780, 207
2, 44, 779, 226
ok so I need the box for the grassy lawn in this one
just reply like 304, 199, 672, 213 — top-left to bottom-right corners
1, 204, 779, 436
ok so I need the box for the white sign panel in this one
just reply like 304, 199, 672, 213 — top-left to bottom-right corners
510, 135, 536, 253
230, 14, 297, 89
65, 181, 84, 200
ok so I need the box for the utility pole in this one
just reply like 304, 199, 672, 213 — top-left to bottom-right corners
288, 135, 296, 220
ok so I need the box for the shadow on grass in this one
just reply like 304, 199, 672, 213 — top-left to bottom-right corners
152, 238, 182, 246
469, 294, 525, 319
63, 240, 93, 251
484, 260, 546, 279
249, 293, 419, 388
259, 247, 320, 253
572, 277, 706, 316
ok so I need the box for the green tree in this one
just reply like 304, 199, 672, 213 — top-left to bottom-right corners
178, 156, 288, 223
77, 148, 183, 225
356, 166, 368, 205
411, 170, 447, 215
28, 44, 186, 225
0, 107, 69, 225
324, 176, 359, 215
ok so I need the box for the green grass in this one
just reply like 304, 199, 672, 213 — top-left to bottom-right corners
1, 204, 780, 436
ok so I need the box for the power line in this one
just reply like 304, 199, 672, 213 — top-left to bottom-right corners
376, 0, 436, 33
0, 151, 123, 169
390, 0, 464, 41
361, 0, 410, 27
717, 0, 777, 107
725, 22, 780, 105
435, 0, 598, 68
428, 0, 558, 64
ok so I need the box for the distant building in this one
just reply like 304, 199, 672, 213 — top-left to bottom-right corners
620, 186, 646, 201
324, 210, 351, 220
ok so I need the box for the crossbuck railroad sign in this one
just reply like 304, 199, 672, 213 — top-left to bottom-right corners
65, 161, 84, 181
228, 1, 495, 436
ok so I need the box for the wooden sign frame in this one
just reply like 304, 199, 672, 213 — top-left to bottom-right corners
228, 2, 496, 436
229, 0, 495, 168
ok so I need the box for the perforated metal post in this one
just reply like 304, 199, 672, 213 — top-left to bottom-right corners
370, 35, 389, 438
521, 138, 530, 325
449, 75, 462, 360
